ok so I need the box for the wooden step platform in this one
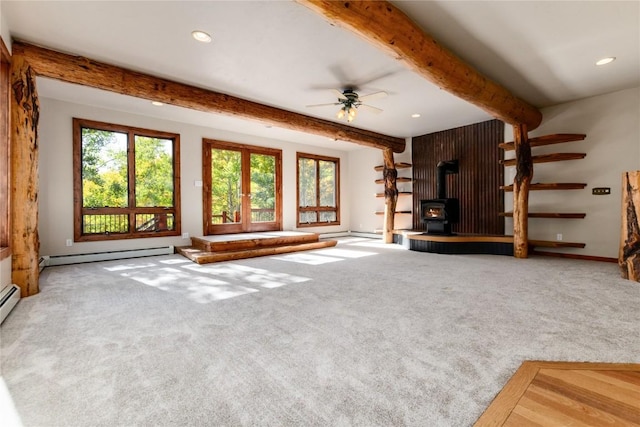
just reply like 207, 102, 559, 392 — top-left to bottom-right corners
177, 231, 337, 264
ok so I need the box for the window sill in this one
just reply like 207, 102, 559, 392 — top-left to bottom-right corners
0, 246, 10, 261
296, 222, 341, 228
76, 230, 180, 242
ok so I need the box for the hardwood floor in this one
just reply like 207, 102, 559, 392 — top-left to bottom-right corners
475, 361, 640, 426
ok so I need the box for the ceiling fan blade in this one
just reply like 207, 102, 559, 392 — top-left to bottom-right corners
352, 70, 399, 88
359, 104, 383, 114
306, 102, 341, 108
331, 89, 348, 100
358, 91, 388, 102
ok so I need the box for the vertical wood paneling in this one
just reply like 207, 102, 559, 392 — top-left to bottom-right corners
412, 120, 504, 234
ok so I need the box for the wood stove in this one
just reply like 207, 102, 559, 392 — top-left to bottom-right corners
421, 160, 459, 235
421, 198, 459, 234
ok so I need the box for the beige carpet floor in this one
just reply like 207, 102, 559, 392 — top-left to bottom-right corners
1, 237, 638, 426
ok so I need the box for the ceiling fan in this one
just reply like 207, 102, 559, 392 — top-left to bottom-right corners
306, 88, 388, 123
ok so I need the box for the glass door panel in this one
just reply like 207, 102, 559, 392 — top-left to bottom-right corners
250, 153, 276, 224
203, 140, 281, 235
207, 147, 243, 233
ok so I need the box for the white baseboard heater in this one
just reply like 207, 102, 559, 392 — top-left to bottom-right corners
43, 246, 175, 266
0, 284, 20, 325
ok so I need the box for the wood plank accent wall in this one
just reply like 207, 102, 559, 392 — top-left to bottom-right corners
412, 120, 505, 234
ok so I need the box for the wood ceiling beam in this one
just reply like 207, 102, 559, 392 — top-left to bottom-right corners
296, 0, 543, 130
12, 41, 405, 153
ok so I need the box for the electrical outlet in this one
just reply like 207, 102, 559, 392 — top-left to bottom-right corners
556, 233, 563, 241
592, 187, 611, 195
65, 239, 73, 247
182, 232, 190, 239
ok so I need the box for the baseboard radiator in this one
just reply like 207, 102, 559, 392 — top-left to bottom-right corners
43, 246, 175, 266
0, 284, 20, 325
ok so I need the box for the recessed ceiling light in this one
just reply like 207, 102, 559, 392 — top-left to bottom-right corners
411, 113, 421, 118
596, 57, 616, 66
151, 101, 164, 106
192, 30, 212, 43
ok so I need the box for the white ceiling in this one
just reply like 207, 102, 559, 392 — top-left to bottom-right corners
3, 1, 639, 151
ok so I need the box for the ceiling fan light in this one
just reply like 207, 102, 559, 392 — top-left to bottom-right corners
348, 107, 357, 117
347, 115, 355, 123
336, 108, 346, 119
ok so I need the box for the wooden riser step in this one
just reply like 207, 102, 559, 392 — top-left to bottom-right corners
177, 240, 338, 264
191, 232, 319, 252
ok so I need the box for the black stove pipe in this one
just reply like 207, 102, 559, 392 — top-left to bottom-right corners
436, 160, 459, 199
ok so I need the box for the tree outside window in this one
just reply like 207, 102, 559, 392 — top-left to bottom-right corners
73, 118, 180, 241
297, 153, 340, 227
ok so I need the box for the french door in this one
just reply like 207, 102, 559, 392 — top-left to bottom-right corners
203, 139, 282, 235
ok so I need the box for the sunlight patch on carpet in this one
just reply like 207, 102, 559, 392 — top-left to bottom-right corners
272, 253, 344, 265
119, 261, 311, 303
316, 248, 377, 258
103, 261, 159, 272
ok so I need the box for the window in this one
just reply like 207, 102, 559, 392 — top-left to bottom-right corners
73, 118, 180, 241
296, 152, 340, 227
0, 38, 10, 260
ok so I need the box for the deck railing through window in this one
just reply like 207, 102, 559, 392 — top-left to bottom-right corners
211, 209, 275, 224
82, 212, 175, 234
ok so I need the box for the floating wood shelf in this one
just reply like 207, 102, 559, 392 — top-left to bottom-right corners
375, 191, 412, 198
499, 133, 586, 151
528, 240, 586, 249
501, 183, 587, 192
501, 152, 586, 167
499, 212, 586, 219
375, 177, 412, 184
373, 162, 412, 171
375, 211, 412, 215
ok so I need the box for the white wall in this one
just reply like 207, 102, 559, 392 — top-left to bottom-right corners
0, 1, 11, 289
348, 140, 412, 234
0, 1, 11, 53
504, 86, 640, 258
38, 97, 351, 256
0, 257, 8, 292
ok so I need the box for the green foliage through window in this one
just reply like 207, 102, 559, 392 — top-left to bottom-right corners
297, 153, 339, 227
73, 119, 180, 241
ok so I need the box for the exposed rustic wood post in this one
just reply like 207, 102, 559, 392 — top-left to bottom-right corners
13, 42, 405, 153
382, 148, 398, 243
296, 0, 542, 130
512, 124, 531, 258
620, 171, 640, 281
10, 54, 40, 296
